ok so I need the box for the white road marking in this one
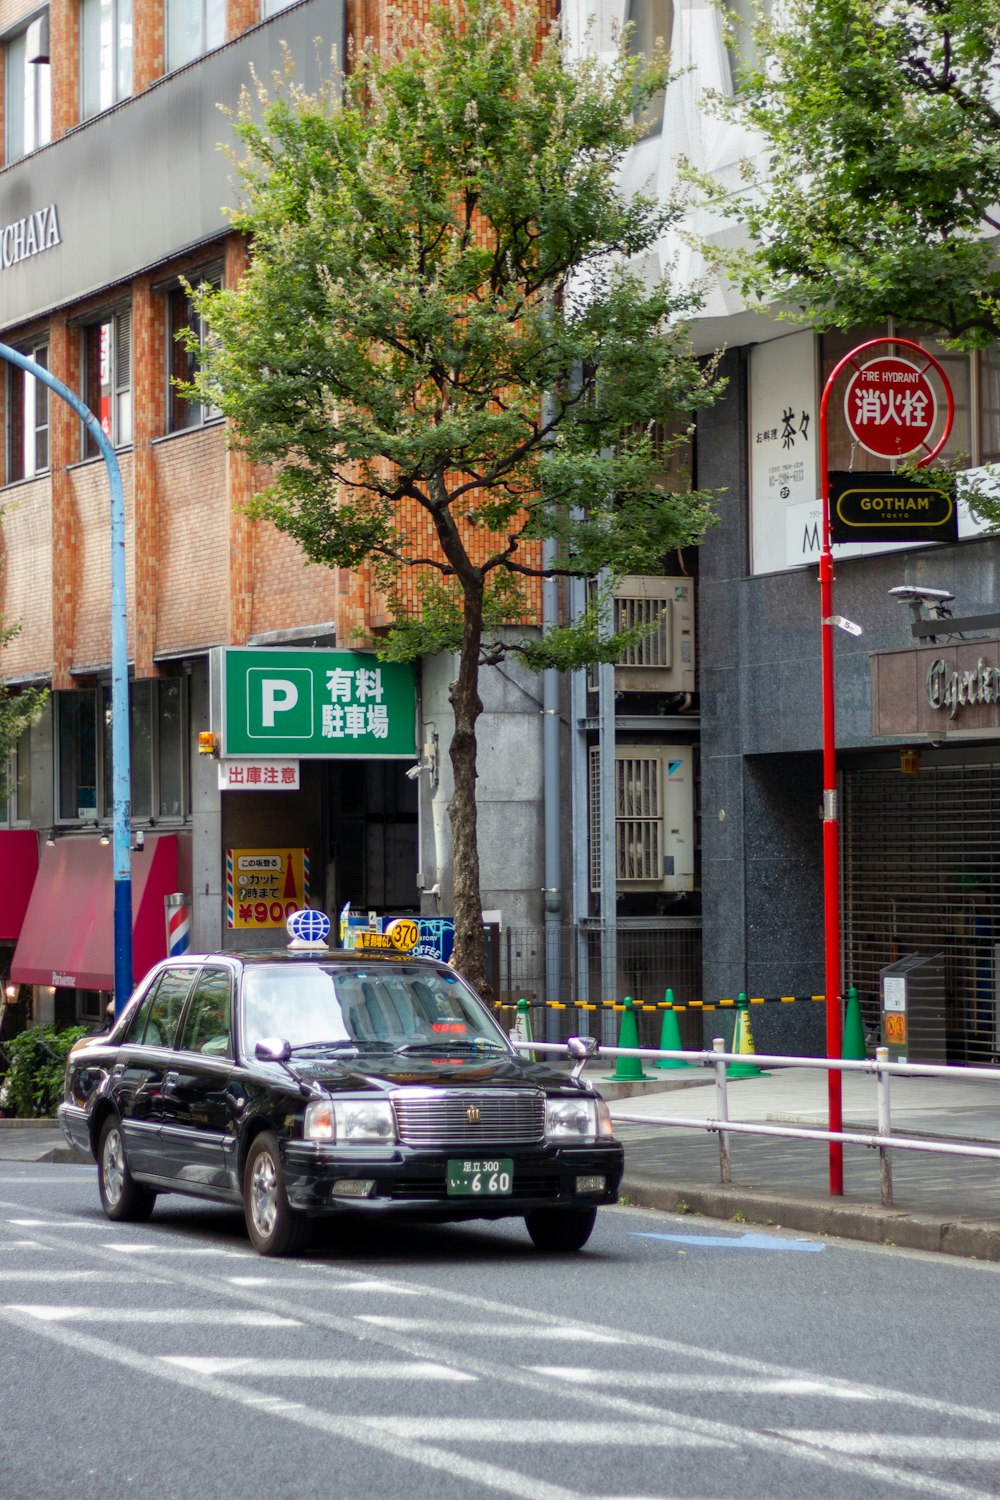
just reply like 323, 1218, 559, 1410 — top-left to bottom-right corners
372, 1419, 723, 1448
780, 1433, 1000, 1462
160, 1356, 475, 1381
528, 1368, 877, 1400
227, 1277, 419, 1294
8, 1218, 105, 1228
0, 1307, 586, 1500
6, 1305, 301, 1326
356, 1316, 624, 1343
105, 1243, 253, 1258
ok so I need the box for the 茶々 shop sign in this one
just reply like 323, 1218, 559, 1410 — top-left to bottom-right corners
222, 649, 416, 758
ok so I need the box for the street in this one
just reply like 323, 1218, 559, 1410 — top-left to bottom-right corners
0, 1163, 998, 1500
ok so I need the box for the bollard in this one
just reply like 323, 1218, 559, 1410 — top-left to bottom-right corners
842, 984, 866, 1060
726, 993, 765, 1079
713, 1037, 732, 1184
876, 1045, 893, 1206
654, 988, 694, 1069
603, 996, 649, 1081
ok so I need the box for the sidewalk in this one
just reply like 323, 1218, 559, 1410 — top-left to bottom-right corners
598, 1062, 1000, 1261
4, 1064, 1000, 1261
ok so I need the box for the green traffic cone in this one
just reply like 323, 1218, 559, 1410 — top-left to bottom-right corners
726, 993, 765, 1078
513, 997, 535, 1062
604, 996, 649, 1081
655, 988, 693, 1069
842, 985, 866, 1060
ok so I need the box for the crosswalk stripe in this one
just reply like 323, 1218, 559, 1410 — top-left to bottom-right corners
371, 1419, 723, 1447
226, 1277, 419, 1294
356, 1316, 624, 1343
779, 1433, 1000, 1462
5, 1305, 301, 1326
528, 1368, 877, 1400
160, 1357, 475, 1381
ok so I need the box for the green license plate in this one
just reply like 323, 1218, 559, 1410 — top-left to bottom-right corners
446, 1158, 513, 1196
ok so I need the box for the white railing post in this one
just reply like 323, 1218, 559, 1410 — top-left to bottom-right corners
713, 1036, 732, 1184
876, 1045, 893, 1206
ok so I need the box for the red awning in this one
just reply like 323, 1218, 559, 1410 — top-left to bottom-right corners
11, 833, 182, 992
0, 830, 40, 941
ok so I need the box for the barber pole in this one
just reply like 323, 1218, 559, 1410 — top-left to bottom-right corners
165, 893, 192, 957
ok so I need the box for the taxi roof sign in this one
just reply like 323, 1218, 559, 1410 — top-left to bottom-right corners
286, 908, 331, 949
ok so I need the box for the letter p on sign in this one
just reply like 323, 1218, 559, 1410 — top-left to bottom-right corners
247, 667, 313, 742
262, 678, 298, 726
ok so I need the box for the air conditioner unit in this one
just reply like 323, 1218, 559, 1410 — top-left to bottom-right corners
588, 744, 695, 893
588, 576, 695, 693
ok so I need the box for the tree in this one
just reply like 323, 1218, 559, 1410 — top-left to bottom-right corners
187, 0, 721, 992
725, 0, 1000, 349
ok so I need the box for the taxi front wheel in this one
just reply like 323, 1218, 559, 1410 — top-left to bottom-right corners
243, 1132, 308, 1256
97, 1116, 156, 1222
524, 1206, 597, 1252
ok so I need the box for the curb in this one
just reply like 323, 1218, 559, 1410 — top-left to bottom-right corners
620, 1174, 1000, 1262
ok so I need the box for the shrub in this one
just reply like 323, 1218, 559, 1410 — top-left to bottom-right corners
0, 1025, 91, 1118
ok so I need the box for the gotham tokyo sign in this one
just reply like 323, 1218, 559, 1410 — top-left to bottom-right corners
0, 203, 60, 270
829, 471, 957, 544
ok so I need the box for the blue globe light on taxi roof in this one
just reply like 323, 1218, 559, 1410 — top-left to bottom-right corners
286, 908, 331, 947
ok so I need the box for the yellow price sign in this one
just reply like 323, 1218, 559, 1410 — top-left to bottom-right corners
386, 918, 420, 952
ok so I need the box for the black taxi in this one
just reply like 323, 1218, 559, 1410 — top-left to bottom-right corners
58, 912, 623, 1256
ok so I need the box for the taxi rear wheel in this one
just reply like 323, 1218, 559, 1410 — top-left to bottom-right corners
243, 1132, 308, 1257
524, 1206, 597, 1252
97, 1116, 156, 1222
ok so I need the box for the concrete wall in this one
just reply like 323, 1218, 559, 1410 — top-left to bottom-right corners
418, 642, 545, 930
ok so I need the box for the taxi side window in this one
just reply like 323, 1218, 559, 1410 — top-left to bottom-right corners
178, 967, 232, 1058
139, 969, 195, 1048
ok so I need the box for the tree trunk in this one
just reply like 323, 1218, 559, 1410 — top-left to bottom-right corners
448, 578, 488, 995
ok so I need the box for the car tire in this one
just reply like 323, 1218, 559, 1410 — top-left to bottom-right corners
524, 1206, 597, 1253
243, 1132, 308, 1257
97, 1116, 156, 1223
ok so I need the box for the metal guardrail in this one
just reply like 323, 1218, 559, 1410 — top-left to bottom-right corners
512, 1037, 1000, 1207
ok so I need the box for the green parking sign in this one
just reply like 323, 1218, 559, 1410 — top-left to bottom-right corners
223, 649, 417, 758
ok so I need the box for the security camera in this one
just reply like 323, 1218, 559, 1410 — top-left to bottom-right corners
405, 764, 422, 780
888, 586, 955, 603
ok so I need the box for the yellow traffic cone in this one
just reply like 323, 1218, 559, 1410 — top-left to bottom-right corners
726, 994, 766, 1078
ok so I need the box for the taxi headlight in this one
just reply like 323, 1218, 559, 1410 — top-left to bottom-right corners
304, 1098, 396, 1144
545, 1096, 599, 1142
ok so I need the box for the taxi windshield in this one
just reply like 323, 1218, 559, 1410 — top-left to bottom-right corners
241, 964, 509, 1056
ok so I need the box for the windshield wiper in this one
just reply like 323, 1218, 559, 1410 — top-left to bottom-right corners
289, 1040, 359, 1056
393, 1038, 509, 1055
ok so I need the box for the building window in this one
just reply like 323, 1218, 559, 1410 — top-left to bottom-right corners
80, 0, 133, 119
166, 0, 225, 72
5, 12, 51, 161
723, 0, 767, 93
82, 311, 132, 456
167, 281, 221, 432
261, 0, 298, 14
58, 678, 189, 825
626, 0, 671, 137
6, 340, 49, 484
1, 722, 32, 825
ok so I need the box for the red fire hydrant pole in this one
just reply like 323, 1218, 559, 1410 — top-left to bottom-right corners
818, 336, 954, 1197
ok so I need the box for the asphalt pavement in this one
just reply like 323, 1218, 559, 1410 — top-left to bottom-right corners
4, 1059, 1000, 1261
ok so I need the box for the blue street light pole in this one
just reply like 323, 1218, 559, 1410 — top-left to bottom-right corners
0, 343, 132, 1014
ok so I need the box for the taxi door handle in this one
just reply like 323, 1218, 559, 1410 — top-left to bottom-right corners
163, 1072, 179, 1094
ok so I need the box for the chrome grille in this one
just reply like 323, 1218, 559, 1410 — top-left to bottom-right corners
391, 1088, 545, 1147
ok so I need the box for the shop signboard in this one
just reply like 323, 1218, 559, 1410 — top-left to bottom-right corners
222, 648, 416, 759
829, 472, 957, 544
227, 848, 310, 929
